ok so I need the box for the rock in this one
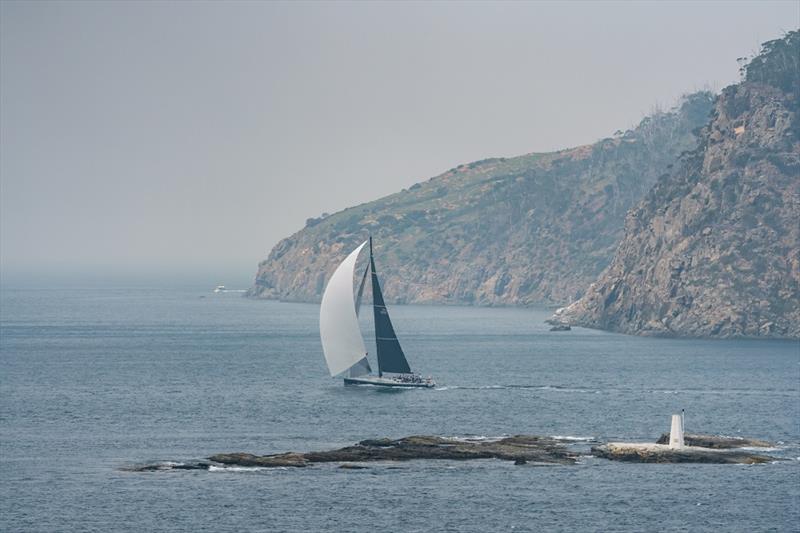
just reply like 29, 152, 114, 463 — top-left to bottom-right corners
655, 433, 774, 449
208, 452, 309, 468
123, 461, 212, 472
592, 443, 775, 464
172, 462, 212, 470
514, 458, 527, 465
208, 435, 578, 468
556, 31, 800, 340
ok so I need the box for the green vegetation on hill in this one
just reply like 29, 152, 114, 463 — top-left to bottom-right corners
250, 93, 714, 306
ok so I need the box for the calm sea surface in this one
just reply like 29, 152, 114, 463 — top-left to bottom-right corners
1, 284, 798, 532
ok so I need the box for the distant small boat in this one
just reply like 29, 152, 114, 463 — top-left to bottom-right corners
320, 237, 435, 388
213, 285, 226, 293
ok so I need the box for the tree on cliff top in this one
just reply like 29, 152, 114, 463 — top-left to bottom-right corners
739, 29, 799, 95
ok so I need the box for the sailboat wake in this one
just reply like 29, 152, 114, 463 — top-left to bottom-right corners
433, 384, 596, 392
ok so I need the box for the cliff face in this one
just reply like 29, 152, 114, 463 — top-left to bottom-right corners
556, 32, 800, 338
250, 93, 713, 305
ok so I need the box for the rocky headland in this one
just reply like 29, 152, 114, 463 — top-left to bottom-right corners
249, 93, 713, 306
555, 31, 800, 338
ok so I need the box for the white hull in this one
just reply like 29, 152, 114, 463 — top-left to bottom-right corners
343, 375, 435, 388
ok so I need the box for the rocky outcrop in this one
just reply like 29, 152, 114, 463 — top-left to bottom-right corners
208, 435, 578, 467
655, 433, 774, 449
209, 452, 309, 468
556, 31, 800, 338
591, 443, 775, 464
250, 94, 713, 306
594, 432, 778, 463
121, 461, 212, 472
123, 433, 780, 471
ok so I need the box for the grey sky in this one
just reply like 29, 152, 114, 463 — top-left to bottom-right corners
1, 1, 796, 283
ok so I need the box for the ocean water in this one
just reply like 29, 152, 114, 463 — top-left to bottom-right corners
1, 283, 798, 532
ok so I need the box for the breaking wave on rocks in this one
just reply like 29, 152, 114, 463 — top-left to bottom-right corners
447, 435, 506, 443
551, 435, 597, 442
208, 465, 277, 473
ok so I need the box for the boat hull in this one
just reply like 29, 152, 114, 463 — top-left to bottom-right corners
343, 375, 435, 388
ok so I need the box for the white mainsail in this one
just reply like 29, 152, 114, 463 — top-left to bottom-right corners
319, 240, 368, 376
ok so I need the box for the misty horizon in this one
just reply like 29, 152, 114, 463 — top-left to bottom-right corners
1, 1, 797, 280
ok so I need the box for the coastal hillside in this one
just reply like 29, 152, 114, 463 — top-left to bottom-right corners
555, 31, 800, 338
250, 93, 713, 305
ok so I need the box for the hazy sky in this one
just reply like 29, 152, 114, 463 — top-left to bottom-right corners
1, 1, 796, 283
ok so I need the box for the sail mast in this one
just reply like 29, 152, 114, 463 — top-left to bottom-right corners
370, 236, 380, 377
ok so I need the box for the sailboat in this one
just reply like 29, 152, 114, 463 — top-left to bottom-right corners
319, 237, 435, 388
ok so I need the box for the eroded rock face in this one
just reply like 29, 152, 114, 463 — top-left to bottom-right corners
557, 32, 800, 339
249, 94, 713, 306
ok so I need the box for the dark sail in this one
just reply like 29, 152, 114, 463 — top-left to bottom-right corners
370, 240, 411, 375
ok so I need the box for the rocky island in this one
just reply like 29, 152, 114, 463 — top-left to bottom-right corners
592, 427, 777, 464
591, 442, 774, 464
124, 432, 781, 472
209, 435, 579, 468
654, 433, 774, 449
